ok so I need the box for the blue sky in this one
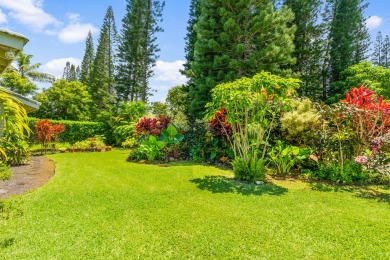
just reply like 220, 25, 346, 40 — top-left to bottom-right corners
0, 0, 388, 102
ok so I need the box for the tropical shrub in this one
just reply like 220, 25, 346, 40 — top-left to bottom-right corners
0, 92, 31, 166
113, 123, 136, 146
185, 119, 229, 162
134, 115, 171, 137
281, 99, 321, 146
355, 132, 390, 177
341, 86, 390, 156
35, 119, 65, 152
161, 124, 184, 159
207, 72, 300, 181
137, 135, 166, 161
208, 108, 232, 141
268, 140, 310, 175
29, 118, 112, 145
0, 139, 30, 165
0, 162, 11, 181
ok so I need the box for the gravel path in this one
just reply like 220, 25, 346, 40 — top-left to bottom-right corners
0, 156, 55, 199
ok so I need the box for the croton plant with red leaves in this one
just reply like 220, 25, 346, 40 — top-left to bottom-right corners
208, 107, 232, 140
340, 85, 390, 154
134, 115, 171, 137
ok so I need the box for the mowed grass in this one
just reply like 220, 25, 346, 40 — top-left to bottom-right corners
0, 150, 389, 259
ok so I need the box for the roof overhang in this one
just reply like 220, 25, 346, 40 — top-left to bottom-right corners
0, 87, 40, 113
0, 29, 29, 74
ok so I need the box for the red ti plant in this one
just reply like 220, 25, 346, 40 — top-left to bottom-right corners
341, 85, 390, 155
134, 116, 171, 137
208, 107, 232, 141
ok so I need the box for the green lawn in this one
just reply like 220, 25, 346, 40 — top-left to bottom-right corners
0, 150, 389, 259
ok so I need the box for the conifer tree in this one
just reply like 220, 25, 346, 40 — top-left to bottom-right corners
326, 0, 370, 98
283, 0, 324, 100
383, 35, 390, 68
63, 62, 78, 82
182, 0, 200, 89
372, 31, 384, 67
80, 31, 94, 87
188, 0, 295, 118
90, 6, 119, 115
116, 0, 165, 102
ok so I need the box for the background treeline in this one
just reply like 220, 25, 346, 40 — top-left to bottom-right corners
183, 0, 375, 117
1, 0, 389, 122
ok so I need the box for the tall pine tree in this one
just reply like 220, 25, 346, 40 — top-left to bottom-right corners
383, 35, 390, 68
326, 0, 370, 99
182, 0, 201, 89
90, 6, 119, 116
116, 0, 165, 102
80, 31, 94, 87
372, 31, 384, 66
188, 0, 295, 118
283, 0, 324, 100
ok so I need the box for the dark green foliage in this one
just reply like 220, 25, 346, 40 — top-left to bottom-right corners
188, 0, 295, 118
326, 0, 370, 98
283, 0, 324, 100
116, 0, 165, 102
80, 31, 95, 86
28, 118, 114, 145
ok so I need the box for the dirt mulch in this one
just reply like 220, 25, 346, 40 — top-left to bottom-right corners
0, 156, 55, 199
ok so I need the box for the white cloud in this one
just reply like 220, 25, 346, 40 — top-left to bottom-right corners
366, 15, 383, 30
0, 9, 7, 23
66, 13, 80, 23
58, 23, 97, 44
154, 60, 188, 85
41, 57, 81, 79
58, 13, 98, 44
0, 0, 59, 31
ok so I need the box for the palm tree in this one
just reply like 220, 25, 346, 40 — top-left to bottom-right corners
15, 51, 55, 83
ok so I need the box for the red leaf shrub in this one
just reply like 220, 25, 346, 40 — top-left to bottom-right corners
134, 115, 171, 137
209, 107, 232, 139
340, 85, 390, 154
35, 119, 65, 149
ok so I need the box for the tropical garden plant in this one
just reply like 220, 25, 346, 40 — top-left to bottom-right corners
206, 72, 301, 181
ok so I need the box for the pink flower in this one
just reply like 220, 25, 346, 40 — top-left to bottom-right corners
355, 156, 368, 164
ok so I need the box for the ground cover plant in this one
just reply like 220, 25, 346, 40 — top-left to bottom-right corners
0, 150, 389, 258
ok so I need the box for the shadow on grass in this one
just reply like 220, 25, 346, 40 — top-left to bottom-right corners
190, 176, 288, 196
310, 183, 390, 204
0, 238, 14, 249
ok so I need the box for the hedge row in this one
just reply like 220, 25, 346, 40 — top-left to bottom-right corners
28, 118, 114, 145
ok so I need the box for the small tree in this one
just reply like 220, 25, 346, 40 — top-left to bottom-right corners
35, 119, 65, 153
206, 72, 300, 181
